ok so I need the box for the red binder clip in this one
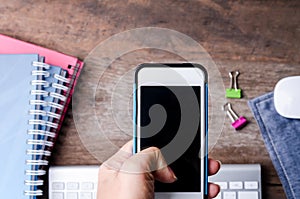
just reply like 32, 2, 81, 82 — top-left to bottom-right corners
223, 103, 247, 130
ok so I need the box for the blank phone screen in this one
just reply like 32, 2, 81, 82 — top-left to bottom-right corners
140, 86, 201, 192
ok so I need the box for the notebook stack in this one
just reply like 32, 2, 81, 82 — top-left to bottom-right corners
0, 34, 84, 198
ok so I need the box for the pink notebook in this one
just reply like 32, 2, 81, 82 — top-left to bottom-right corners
0, 34, 84, 136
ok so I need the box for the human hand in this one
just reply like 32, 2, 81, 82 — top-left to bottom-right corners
97, 141, 220, 199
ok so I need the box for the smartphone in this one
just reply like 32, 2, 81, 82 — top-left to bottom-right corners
133, 63, 208, 199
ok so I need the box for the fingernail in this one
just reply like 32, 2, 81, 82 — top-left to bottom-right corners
168, 167, 178, 181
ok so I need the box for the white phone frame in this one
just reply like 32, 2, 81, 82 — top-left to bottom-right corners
135, 64, 207, 199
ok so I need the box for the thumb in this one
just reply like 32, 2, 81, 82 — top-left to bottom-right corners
153, 166, 177, 183
120, 146, 177, 183
141, 147, 177, 183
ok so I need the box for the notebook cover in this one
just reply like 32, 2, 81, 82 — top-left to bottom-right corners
0, 33, 84, 133
38, 66, 68, 161
0, 34, 79, 72
0, 54, 42, 198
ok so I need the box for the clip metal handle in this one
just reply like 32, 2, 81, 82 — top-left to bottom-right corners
226, 71, 242, 98
223, 103, 247, 130
223, 103, 239, 122
229, 71, 240, 90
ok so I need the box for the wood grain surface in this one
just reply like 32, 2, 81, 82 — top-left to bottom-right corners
1, 0, 300, 198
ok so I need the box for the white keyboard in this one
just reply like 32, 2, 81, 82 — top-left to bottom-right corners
208, 164, 262, 199
49, 164, 262, 199
49, 165, 100, 199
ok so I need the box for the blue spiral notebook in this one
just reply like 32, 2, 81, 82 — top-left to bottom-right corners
0, 54, 69, 198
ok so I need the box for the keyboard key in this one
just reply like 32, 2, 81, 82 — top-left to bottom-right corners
238, 191, 258, 199
80, 192, 93, 199
67, 182, 79, 190
214, 181, 228, 189
203, 164, 261, 199
229, 181, 243, 189
52, 182, 65, 190
49, 166, 100, 199
66, 192, 78, 199
244, 181, 258, 189
52, 192, 64, 199
223, 191, 236, 199
81, 182, 94, 190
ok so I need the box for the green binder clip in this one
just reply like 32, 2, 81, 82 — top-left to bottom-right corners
226, 71, 242, 98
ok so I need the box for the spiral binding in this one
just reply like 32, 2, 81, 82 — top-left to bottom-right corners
24, 61, 70, 197
29, 110, 61, 120
26, 149, 51, 156
30, 99, 64, 110
54, 73, 71, 84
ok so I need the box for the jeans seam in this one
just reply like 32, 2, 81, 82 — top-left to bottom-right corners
254, 96, 296, 199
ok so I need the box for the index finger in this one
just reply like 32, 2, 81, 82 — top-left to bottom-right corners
208, 158, 221, 176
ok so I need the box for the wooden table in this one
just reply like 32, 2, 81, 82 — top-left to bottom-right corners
1, 1, 300, 198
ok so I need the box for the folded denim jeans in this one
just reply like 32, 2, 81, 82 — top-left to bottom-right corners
248, 92, 300, 199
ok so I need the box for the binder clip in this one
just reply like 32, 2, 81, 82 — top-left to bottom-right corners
226, 71, 242, 98
223, 103, 247, 130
